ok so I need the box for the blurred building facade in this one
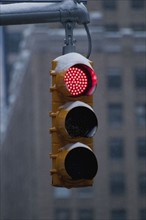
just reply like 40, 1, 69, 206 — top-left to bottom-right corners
0, 0, 146, 220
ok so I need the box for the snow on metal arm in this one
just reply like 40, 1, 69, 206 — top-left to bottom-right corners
0, 0, 90, 25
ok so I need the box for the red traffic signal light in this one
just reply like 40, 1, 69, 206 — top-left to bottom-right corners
54, 53, 97, 97
64, 64, 97, 96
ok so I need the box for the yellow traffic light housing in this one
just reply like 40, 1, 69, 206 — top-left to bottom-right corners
49, 52, 98, 188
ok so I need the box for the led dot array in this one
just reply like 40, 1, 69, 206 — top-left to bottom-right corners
64, 67, 88, 96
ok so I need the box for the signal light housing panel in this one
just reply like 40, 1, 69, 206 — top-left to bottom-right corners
49, 52, 98, 188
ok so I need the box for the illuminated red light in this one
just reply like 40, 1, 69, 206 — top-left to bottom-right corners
64, 67, 88, 96
64, 64, 97, 96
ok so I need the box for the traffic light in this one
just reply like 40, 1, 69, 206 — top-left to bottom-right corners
49, 52, 98, 188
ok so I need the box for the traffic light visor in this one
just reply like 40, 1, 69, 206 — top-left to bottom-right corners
64, 64, 97, 97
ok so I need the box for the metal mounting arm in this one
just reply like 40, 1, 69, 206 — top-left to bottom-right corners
62, 22, 76, 55
0, 0, 90, 25
0, 0, 92, 56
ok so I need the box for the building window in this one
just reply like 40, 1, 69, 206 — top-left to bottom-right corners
133, 40, 146, 53
103, 41, 122, 53
54, 188, 71, 198
77, 187, 93, 198
139, 209, 146, 220
110, 173, 126, 195
104, 24, 119, 32
54, 208, 71, 220
110, 209, 127, 220
102, 0, 117, 10
131, 0, 145, 9
131, 24, 146, 32
109, 138, 124, 159
78, 209, 94, 220
108, 103, 123, 127
138, 173, 146, 195
137, 138, 146, 159
135, 103, 146, 127
134, 68, 146, 89
107, 68, 122, 89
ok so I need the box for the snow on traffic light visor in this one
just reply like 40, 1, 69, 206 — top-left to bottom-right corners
64, 64, 97, 96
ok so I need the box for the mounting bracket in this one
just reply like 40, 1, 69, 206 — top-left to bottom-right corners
62, 22, 76, 55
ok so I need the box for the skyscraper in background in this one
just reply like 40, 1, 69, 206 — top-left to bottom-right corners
0, 0, 146, 220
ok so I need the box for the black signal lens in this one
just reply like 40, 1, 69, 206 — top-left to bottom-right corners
65, 106, 98, 138
65, 147, 98, 180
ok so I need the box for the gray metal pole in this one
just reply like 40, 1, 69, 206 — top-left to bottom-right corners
0, 0, 90, 25
1, 0, 87, 3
